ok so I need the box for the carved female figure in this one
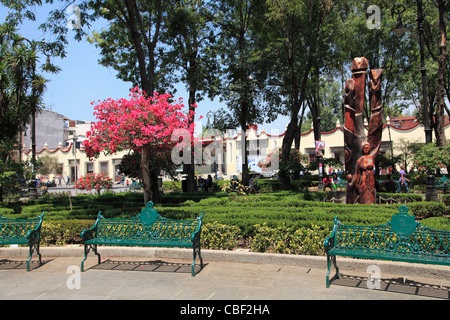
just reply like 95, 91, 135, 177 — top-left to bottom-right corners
349, 141, 378, 204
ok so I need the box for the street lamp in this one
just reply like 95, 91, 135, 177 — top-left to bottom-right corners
392, 5, 407, 35
386, 116, 394, 167
317, 113, 324, 191
392, 1, 437, 201
73, 134, 78, 186
392, 1, 432, 144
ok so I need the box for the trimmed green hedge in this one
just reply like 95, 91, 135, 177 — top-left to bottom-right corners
443, 194, 450, 206
251, 224, 329, 255
377, 192, 423, 203
2, 190, 450, 253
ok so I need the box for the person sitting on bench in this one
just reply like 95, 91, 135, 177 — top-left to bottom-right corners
323, 175, 333, 191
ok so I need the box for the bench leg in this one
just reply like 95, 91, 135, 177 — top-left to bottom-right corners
192, 244, 203, 276
326, 254, 339, 288
27, 242, 42, 272
81, 244, 101, 272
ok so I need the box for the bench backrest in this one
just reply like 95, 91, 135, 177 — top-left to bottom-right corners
0, 213, 44, 238
332, 205, 450, 257
95, 202, 202, 241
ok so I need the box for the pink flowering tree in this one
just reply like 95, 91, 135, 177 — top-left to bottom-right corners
83, 87, 195, 204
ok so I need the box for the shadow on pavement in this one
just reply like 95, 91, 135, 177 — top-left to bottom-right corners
330, 273, 450, 300
0, 258, 53, 271
86, 259, 207, 275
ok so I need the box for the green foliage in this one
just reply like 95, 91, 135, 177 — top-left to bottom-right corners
421, 217, 450, 232
4, 190, 450, 254
406, 201, 446, 219
36, 155, 60, 176
0, 207, 14, 215
413, 143, 447, 172
0, 150, 26, 201
279, 149, 308, 175
41, 220, 93, 246
119, 151, 178, 180
377, 192, 423, 203
442, 195, 450, 207
251, 223, 329, 255
201, 221, 241, 250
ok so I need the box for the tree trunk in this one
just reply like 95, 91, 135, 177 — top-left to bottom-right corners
280, 120, 297, 190
186, 86, 197, 193
241, 120, 249, 186
141, 146, 153, 205
435, 0, 447, 148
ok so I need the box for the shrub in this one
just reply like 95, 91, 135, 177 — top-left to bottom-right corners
442, 194, 450, 207
421, 217, 450, 231
250, 223, 330, 255
201, 221, 241, 250
377, 193, 423, 203
406, 201, 445, 218
0, 207, 14, 215
41, 220, 94, 246
75, 173, 113, 194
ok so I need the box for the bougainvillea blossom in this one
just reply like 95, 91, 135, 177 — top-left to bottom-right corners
84, 87, 195, 159
75, 173, 112, 194
83, 87, 196, 203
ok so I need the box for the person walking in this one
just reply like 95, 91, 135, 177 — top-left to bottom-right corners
397, 165, 410, 193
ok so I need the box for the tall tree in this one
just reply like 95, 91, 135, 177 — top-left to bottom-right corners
434, 0, 448, 148
161, 0, 220, 192
42, 0, 169, 203
263, 0, 335, 189
0, 23, 52, 158
213, 0, 269, 186
378, 0, 447, 146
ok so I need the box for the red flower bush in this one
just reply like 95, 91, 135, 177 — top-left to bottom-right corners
75, 173, 112, 194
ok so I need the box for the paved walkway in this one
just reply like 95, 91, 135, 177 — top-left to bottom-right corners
0, 247, 449, 304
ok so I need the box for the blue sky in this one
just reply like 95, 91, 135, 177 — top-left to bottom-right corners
1, 3, 289, 135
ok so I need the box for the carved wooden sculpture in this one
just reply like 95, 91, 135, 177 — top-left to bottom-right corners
344, 57, 383, 204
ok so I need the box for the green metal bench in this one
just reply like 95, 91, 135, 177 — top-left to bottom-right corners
435, 176, 449, 194
80, 201, 204, 276
0, 213, 45, 271
324, 205, 450, 288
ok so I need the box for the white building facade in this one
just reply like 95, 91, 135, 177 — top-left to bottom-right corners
21, 116, 450, 184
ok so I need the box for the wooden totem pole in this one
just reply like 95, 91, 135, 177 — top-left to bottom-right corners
344, 57, 383, 204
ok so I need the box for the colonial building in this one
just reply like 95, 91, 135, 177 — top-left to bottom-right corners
21, 115, 450, 184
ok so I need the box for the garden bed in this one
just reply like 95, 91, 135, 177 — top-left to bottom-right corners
1, 190, 449, 255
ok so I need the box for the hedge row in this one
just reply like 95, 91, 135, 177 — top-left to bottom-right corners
2, 190, 449, 254
38, 218, 330, 255
38, 214, 449, 255
1, 192, 446, 228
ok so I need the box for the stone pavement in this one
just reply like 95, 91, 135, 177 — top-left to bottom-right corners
0, 246, 449, 304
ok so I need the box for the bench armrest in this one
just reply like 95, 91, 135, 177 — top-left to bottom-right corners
324, 216, 338, 251
191, 213, 205, 243
80, 212, 102, 242
26, 212, 45, 244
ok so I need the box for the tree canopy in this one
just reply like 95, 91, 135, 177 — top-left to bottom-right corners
1, 0, 448, 190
